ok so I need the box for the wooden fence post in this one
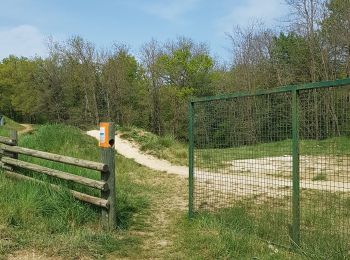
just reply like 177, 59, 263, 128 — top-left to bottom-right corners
10, 130, 18, 159
5, 130, 18, 171
0, 130, 18, 171
100, 122, 116, 230
0, 130, 17, 171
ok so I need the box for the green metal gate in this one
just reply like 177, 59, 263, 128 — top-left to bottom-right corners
189, 79, 350, 257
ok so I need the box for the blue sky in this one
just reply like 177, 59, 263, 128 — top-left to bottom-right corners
0, 0, 289, 61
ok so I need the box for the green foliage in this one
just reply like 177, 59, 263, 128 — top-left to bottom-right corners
150, 38, 215, 138
0, 56, 44, 122
0, 36, 216, 141
158, 41, 214, 96
321, 0, 350, 78
271, 33, 312, 84
101, 45, 149, 127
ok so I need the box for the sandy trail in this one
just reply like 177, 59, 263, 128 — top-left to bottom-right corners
19, 124, 33, 134
87, 130, 188, 177
86, 130, 350, 194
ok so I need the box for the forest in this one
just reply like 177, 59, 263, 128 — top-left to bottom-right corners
1, 0, 350, 140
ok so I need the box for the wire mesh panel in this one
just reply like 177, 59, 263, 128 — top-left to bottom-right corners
189, 79, 350, 254
298, 86, 350, 258
192, 92, 294, 245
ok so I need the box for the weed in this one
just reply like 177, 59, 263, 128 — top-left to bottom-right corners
312, 173, 327, 181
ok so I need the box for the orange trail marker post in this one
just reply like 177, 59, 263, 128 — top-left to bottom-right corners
99, 122, 116, 230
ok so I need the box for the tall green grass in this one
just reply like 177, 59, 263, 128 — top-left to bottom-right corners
175, 206, 300, 259
0, 124, 149, 258
175, 191, 350, 259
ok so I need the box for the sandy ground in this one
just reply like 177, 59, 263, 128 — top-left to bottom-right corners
86, 130, 350, 197
228, 155, 350, 182
7, 250, 61, 260
19, 124, 33, 135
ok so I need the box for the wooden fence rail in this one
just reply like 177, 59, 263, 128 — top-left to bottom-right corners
0, 136, 15, 146
1, 144, 108, 172
0, 127, 116, 230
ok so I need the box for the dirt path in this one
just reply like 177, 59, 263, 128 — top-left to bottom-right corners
19, 124, 33, 135
86, 130, 350, 195
128, 172, 187, 259
105, 158, 188, 259
87, 130, 188, 177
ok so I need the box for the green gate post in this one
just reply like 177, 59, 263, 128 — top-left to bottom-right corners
291, 89, 301, 247
188, 100, 195, 219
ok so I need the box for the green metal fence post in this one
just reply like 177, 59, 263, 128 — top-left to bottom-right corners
291, 89, 301, 247
189, 100, 195, 219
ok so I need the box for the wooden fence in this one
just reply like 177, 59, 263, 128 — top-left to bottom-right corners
0, 129, 116, 230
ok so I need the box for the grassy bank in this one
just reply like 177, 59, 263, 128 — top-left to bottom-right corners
118, 126, 188, 165
0, 124, 149, 258
0, 116, 25, 137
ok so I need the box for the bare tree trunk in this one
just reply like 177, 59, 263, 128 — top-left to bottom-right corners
105, 91, 111, 120
91, 84, 99, 125
151, 84, 162, 135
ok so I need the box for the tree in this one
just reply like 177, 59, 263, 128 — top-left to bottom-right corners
285, 0, 326, 81
101, 44, 147, 126
140, 39, 164, 135
0, 56, 44, 122
157, 37, 214, 138
59, 36, 100, 125
322, 0, 350, 78
271, 32, 311, 85
37, 40, 67, 122
226, 22, 276, 91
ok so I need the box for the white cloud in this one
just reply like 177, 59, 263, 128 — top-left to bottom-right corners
142, 0, 200, 21
217, 0, 288, 33
0, 25, 47, 59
